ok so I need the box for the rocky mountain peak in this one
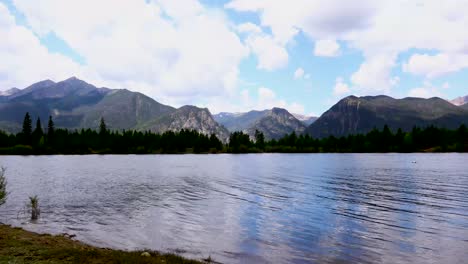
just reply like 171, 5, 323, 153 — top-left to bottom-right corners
450, 95, 468, 106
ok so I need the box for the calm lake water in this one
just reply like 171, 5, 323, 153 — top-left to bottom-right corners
0, 154, 467, 263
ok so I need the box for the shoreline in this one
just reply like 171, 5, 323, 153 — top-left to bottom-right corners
0, 224, 205, 263
0, 151, 466, 156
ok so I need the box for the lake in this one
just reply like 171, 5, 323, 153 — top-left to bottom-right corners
0, 154, 467, 263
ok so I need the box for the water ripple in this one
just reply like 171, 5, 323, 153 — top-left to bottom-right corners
0, 154, 467, 264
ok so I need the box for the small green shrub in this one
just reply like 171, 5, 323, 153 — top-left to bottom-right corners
0, 167, 6, 206
29, 196, 40, 220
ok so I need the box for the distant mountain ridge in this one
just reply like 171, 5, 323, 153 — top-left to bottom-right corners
214, 108, 307, 139
292, 113, 318, 126
450, 95, 468, 106
306, 95, 468, 138
0, 77, 228, 140
2, 78, 467, 141
0, 88, 20, 97
214, 110, 268, 132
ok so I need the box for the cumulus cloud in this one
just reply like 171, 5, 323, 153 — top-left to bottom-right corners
408, 81, 445, 98
314, 39, 340, 57
199, 87, 306, 114
226, 0, 468, 93
350, 54, 399, 94
0, 3, 82, 89
4, 0, 468, 114
244, 32, 289, 71
236, 22, 262, 34
235, 22, 289, 71
10, 0, 248, 104
293, 68, 305, 79
226, 0, 377, 44
403, 53, 468, 78
257, 87, 305, 113
333, 77, 351, 96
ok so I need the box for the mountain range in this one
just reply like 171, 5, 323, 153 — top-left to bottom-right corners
0, 77, 229, 140
1, 77, 467, 140
307, 95, 468, 138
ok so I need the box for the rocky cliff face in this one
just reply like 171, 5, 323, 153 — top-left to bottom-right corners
139, 105, 230, 141
306, 95, 468, 138
214, 107, 306, 140
246, 108, 306, 139
214, 110, 268, 132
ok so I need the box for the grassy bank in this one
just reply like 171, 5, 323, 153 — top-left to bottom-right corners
0, 224, 204, 264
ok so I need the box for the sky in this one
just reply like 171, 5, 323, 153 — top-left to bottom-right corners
0, 0, 467, 116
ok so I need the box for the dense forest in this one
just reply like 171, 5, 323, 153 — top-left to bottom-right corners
0, 113, 467, 154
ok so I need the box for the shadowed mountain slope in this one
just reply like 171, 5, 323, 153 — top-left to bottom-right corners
306, 95, 468, 138
0, 78, 226, 140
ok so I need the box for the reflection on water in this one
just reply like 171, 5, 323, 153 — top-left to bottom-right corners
1, 154, 467, 263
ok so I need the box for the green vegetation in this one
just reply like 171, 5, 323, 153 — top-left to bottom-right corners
0, 113, 467, 154
0, 224, 203, 263
0, 167, 6, 206
29, 195, 40, 220
0, 113, 224, 154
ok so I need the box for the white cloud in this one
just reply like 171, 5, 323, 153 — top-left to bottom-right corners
408, 82, 445, 98
408, 88, 434, 98
245, 34, 288, 71
257, 87, 305, 113
314, 39, 340, 57
226, 0, 376, 44
293, 68, 304, 79
288, 103, 306, 115
350, 54, 399, 94
226, 0, 468, 94
236, 22, 262, 34
10, 0, 248, 104
403, 53, 468, 78
200, 87, 305, 114
0, 3, 82, 89
333, 77, 351, 96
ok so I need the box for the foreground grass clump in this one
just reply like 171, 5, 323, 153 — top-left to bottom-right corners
29, 195, 40, 220
0, 224, 203, 264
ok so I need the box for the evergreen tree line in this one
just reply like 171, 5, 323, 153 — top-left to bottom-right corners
229, 125, 468, 153
0, 112, 467, 154
0, 113, 222, 154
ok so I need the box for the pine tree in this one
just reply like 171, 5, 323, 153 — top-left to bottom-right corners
31, 117, 44, 146
22, 112, 32, 136
99, 117, 107, 135
33, 118, 43, 136
254, 129, 265, 150
21, 112, 32, 145
47, 116, 55, 136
